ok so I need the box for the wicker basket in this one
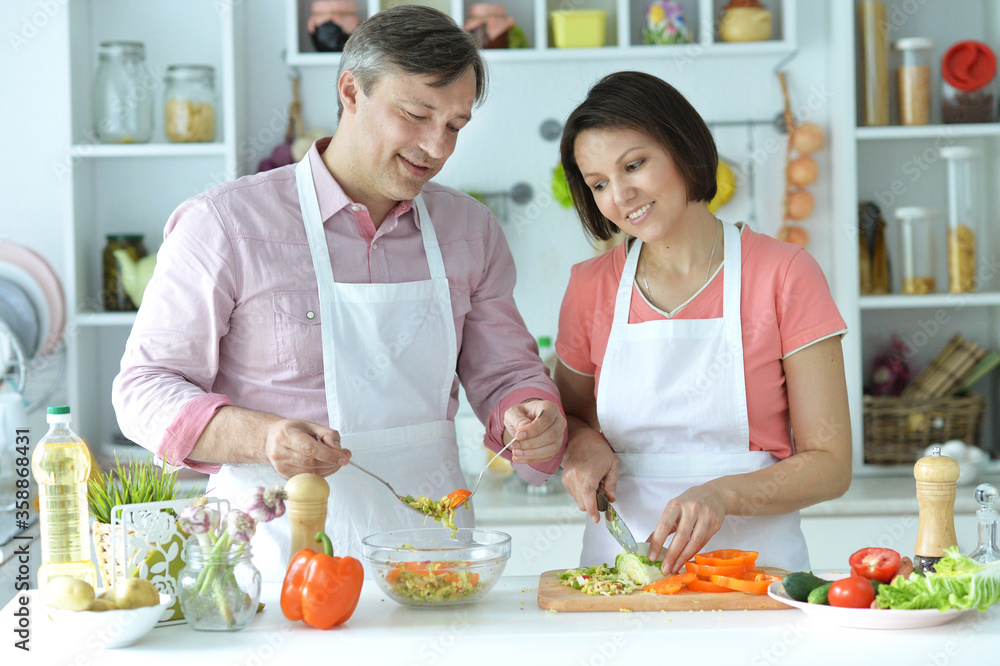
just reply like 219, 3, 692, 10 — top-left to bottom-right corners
92, 520, 129, 589
863, 394, 985, 464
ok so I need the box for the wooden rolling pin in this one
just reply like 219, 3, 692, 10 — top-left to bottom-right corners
913, 446, 960, 574
284, 473, 330, 564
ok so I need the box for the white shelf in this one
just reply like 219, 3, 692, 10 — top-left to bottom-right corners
860, 293, 1000, 310
74, 311, 138, 327
857, 124, 1000, 141
69, 143, 229, 158
286, 39, 797, 66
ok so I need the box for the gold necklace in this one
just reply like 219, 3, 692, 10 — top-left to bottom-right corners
642, 219, 720, 302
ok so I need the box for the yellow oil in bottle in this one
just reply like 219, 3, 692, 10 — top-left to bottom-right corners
31, 406, 97, 593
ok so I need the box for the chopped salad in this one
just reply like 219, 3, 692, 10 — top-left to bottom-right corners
403, 491, 470, 536
384, 560, 483, 603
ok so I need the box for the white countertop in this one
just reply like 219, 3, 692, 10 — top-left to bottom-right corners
6, 578, 998, 664
470, 472, 1000, 525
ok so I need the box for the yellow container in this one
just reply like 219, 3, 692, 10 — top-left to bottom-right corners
550, 10, 607, 48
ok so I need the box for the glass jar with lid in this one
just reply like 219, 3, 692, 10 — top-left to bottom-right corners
941, 40, 997, 124
103, 234, 148, 311
164, 65, 217, 143
940, 146, 983, 293
894, 207, 938, 295
894, 37, 933, 125
92, 41, 154, 144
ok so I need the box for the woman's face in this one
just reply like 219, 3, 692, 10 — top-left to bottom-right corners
573, 127, 692, 241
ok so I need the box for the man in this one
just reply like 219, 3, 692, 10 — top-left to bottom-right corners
112, 5, 566, 580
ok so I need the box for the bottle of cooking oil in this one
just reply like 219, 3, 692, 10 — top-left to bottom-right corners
31, 406, 97, 592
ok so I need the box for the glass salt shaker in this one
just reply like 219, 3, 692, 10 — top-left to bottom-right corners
968, 483, 999, 564
92, 41, 154, 144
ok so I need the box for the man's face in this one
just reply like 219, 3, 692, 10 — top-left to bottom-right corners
345, 68, 476, 208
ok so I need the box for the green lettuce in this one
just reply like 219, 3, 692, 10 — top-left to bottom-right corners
876, 547, 1000, 612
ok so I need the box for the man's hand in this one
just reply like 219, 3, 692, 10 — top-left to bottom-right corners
502, 399, 566, 464
264, 419, 351, 480
560, 428, 617, 524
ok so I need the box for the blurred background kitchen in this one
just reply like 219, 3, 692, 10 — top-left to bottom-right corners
1, 0, 998, 582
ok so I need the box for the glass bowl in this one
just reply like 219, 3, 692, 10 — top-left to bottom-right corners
362, 528, 511, 607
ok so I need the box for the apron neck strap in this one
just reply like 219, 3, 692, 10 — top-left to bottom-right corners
413, 195, 447, 281
615, 221, 742, 327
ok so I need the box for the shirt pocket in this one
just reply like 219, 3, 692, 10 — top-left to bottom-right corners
273, 290, 324, 376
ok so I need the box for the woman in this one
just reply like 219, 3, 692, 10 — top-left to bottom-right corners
555, 71, 851, 574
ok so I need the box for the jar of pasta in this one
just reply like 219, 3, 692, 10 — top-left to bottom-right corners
894, 207, 938, 295
894, 37, 932, 125
940, 146, 983, 294
164, 65, 216, 143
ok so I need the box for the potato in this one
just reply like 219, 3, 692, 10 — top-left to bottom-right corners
45, 577, 95, 611
113, 578, 161, 609
88, 598, 120, 612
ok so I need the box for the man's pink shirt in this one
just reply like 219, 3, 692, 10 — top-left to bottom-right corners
112, 138, 564, 483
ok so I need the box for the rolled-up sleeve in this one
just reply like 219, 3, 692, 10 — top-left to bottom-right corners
456, 215, 568, 485
111, 195, 237, 472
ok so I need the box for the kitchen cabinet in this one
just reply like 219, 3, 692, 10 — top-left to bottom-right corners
829, 1, 1000, 475
286, 0, 796, 65
62, 0, 246, 459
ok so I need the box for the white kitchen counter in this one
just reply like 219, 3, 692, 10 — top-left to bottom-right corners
471, 471, 999, 524
5, 579, 998, 665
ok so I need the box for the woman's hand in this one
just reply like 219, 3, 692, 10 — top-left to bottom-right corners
561, 426, 618, 524
646, 484, 727, 574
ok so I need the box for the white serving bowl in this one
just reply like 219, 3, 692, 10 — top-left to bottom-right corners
43, 592, 172, 649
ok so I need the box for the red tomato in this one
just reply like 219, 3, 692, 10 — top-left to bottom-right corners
849, 547, 901, 584
828, 577, 876, 609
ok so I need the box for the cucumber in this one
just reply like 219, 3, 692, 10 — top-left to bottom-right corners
782, 572, 829, 602
807, 581, 833, 605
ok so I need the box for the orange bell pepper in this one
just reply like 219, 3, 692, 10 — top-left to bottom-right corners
684, 560, 747, 578
280, 532, 364, 629
447, 489, 472, 509
687, 578, 734, 593
641, 572, 697, 594
709, 570, 782, 595
693, 549, 758, 570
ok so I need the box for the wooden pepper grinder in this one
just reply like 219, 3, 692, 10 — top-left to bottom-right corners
913, 445, 960, 574
284, 473, 330, 564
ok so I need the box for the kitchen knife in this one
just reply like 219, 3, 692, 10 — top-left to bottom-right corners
596, 485, 638, 554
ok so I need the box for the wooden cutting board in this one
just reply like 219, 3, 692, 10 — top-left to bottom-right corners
536, 568, 793, 612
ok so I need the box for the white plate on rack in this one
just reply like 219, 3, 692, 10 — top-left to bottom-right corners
0, 242, 64, 356
767, 573, 976, 630
0, 277, 39, 358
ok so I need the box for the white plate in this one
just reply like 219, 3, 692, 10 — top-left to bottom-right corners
0, 263, 50, 360
0, 242, 65, 356
767, 573, 975, 630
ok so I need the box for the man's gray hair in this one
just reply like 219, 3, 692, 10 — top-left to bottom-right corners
336, 5, 489, 120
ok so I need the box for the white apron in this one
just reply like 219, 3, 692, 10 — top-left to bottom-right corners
211, 155, 471, 582
582, 221, 809, 572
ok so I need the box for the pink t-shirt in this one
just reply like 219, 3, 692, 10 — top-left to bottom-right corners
555, 224, 847, 459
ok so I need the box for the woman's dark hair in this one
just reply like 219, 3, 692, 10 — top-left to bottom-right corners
559, 71, 718, 242
337, 5, 488, 120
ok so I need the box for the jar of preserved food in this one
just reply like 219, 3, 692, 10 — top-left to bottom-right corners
894, 207, 938, 295
941, 40, 997, 124
164, 65, 217, 143
940, 146, 983, 293
894, 37, 933, 125
103, 234, 147, 311
92, 41, 154, 144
